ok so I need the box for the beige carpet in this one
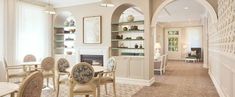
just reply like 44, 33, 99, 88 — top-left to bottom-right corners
133, 61, 219, 97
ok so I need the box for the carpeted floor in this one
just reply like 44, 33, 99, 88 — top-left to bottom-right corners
133, 61, 219, 97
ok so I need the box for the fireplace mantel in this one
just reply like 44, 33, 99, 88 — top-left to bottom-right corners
77, 46, 109, 67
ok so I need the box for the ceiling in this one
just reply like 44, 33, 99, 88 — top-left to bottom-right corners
157, 0, 207, 23
41, 0, 101, 8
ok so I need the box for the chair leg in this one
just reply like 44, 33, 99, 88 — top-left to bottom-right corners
113, 82, 116, 97
56, 76, 60, 97
160, 70, 162, 75
105, 84, 108, 95
53, 77, 56, 91
56, 84, 60, 97
47, 77, 49, 87
93, 90, 97, 97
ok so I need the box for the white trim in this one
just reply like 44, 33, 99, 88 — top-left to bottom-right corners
203, 63, 208, 68
116, 77, 155, 86
208, 72, 226, 97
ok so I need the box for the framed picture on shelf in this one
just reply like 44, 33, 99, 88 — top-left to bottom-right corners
83, 16, 102, 44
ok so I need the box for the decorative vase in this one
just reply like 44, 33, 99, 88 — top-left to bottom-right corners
127, 15, 134, 22
135, 43, 138, 48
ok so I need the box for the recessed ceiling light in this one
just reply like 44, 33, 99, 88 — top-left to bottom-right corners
184, 7, 189, 10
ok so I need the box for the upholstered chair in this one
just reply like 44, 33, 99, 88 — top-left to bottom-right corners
56, 58, 70, 97
41, 57, 55, 89
23, 54, 36, 62
17, 71, 43, 97
23, 54, 37, 72
97, 57, 117, 97
154, 55, 165, 75
163, 54, 168, 73
69, 62, 97, 97
3, 57, 27, 82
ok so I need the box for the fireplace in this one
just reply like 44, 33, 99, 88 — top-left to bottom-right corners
80, 55, 103, 66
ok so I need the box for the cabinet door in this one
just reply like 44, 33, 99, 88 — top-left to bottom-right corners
115, 56, 130, 78
129, 57, 144, 79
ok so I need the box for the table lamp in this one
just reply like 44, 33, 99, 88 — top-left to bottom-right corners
154, 43, 161, 59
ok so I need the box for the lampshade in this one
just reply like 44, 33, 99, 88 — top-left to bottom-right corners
44, 6, 56, 14
155, 43, 161, 49
100, 0, 114, 7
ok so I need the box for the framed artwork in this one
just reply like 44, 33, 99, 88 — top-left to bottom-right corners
83, 16, 102, 44
166, 29, 180, 52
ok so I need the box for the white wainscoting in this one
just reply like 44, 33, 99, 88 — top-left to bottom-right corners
116, 77, 155, 86
208, 51, 235, 97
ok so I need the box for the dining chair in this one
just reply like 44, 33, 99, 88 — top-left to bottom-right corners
56, 58, 70, 97
17, 71, 43, 97
69, 62, 98, 97
23, 54, 36, 62
3, 57, 27, 82
163, 54, 168, 73
96, 57, 117, 97
154, 55, 165, 75
23, 54, 37, 72
41, 57, 56, 89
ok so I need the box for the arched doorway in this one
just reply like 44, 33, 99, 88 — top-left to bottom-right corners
151, 0, 218, 72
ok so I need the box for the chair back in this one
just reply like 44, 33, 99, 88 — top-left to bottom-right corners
107, 57, 116, 71
57, 58, 70, 72
71, 62, 94, 84
3, 57, 9, 81
17, 71, 43, 97
23, 54, 36, 62
41, 57, 55, 71
154, 55, 164, 69
164, 54, 168, 67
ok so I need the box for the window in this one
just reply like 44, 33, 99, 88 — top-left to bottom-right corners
16, 2, 51, 63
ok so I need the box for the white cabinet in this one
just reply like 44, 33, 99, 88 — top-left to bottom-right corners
129, 57, 144, 79
114, 56, 144, 79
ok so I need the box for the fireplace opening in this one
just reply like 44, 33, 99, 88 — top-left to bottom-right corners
80, 55, 103, 66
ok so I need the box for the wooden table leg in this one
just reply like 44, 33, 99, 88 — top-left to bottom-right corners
85, 95, 89, 97
10, 92, 15, 97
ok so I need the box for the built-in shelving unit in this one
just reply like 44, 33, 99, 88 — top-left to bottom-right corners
54, 17, 76, 55
111, 20, 145, 56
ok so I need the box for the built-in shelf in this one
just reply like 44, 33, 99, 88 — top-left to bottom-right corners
112, 39, 144, 41
55, 40, 64, 42
111, 30, 144, 33
112, 48, 144, 50
112, 20, 144, 25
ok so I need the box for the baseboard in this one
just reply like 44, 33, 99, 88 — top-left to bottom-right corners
203, 63, 208, 68
116, 77, 155, 86
208, 72, 226, 97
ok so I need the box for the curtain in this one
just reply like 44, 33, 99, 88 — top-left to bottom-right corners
16, 2, 51, 64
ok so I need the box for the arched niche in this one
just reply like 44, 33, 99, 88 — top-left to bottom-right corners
112, 4, 144, 23
54, 11, 76, 27
111, 4, 145, 56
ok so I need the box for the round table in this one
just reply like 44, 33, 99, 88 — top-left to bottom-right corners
66, 66, 106, 73
0, 82, 19, 97
19, 62, 41, 70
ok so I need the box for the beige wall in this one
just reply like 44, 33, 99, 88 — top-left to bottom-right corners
56, 0, 153, 80
0, 0, 5, 81
208, 0, 235, 97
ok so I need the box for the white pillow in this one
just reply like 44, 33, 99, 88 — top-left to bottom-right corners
191, 51, 197, 56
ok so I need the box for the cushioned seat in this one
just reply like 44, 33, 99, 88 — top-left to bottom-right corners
73, 84, 96, 93
94, 77, 113, 84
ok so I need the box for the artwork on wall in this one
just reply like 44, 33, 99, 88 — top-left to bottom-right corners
83, 16, 102, 44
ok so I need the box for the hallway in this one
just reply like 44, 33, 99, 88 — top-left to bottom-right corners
133, 61, 219, 97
